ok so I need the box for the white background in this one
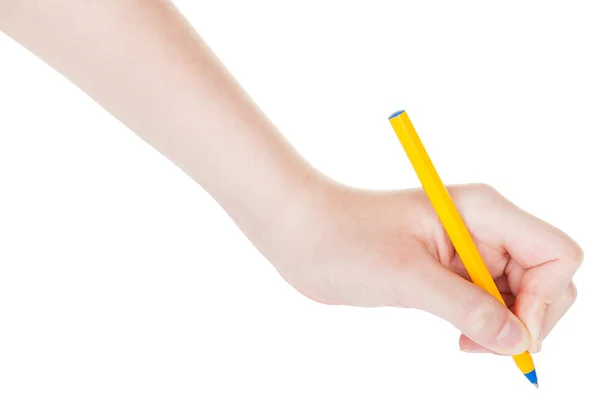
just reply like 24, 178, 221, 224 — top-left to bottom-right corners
1, 1, 598, 404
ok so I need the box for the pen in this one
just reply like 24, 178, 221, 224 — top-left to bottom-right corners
387, 110, 538, 388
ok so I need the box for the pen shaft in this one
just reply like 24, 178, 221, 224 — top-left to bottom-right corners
388, 110, 537, 385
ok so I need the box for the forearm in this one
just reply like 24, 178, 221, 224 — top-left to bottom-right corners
1, 0, 321, 255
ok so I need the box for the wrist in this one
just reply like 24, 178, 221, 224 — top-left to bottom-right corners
245, 164, 334, 268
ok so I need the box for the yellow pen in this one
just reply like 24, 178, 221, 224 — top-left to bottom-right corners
388, 110, 538, 388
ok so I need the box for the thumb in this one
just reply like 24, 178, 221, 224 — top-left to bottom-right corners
404, 259, 532, 355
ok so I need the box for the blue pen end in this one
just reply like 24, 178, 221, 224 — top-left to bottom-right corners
524, 369, 538, 386
388, 110, 405, 119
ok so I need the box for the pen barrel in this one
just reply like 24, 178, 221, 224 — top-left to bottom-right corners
389, 112, 504, 303
388, 111, 536, 382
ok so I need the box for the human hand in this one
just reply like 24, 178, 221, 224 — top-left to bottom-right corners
268, 181, 582, 355
2, 0, 581, 357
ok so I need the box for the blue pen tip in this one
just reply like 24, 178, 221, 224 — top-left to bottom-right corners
388, 110, 405, 119
524, 369, 538, 386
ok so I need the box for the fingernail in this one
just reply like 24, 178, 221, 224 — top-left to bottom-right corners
496, 317, 527, 350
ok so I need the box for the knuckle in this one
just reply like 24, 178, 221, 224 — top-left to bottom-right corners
460, 183, 505, 211
474, 182, 498, 194
569, 242, 584, 268
470, 183, 500, 199
565, 282, 578, 304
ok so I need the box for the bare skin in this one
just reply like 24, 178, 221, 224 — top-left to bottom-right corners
0, 0, 582, 356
